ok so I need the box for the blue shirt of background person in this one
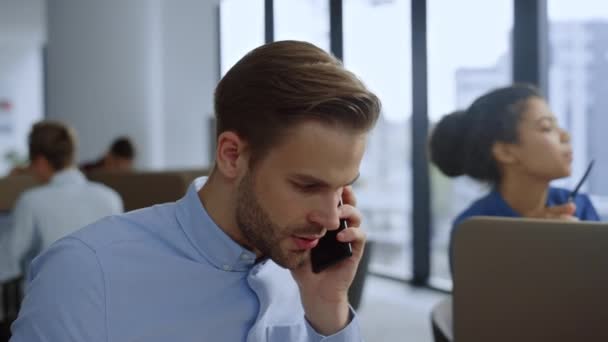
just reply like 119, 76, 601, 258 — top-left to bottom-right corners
453, 187, 600, 230
429, 84, 601, 275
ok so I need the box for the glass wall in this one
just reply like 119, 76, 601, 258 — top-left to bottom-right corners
274, 0, 330, 51
0, 47, 44, 175
344, 0, 412, 279
427, 0, 513, 284
220, 0, 265, 75
548, 0, 608, 219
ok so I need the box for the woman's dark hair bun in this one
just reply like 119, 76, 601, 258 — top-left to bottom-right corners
429, 110, 470, 177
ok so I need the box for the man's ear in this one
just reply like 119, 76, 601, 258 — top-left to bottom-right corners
492, 141, 518, 165
30, 155, 48, 170
215, 131, 249, 179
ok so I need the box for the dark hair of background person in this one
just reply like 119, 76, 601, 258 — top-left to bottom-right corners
28, 121, 77, 171
429, 83, 542, 185
110, 137, 135, 159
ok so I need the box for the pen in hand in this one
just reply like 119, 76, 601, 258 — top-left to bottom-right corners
568, 159, 595, 202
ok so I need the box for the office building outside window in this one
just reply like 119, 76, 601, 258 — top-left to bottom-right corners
428, 0, 513, 285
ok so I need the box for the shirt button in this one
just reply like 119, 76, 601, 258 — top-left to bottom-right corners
240, 254, 252, 260
222, 264, 232, 271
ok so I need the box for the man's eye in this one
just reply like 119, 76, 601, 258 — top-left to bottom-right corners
296, 183, 320, 192
540, 124, 555, 132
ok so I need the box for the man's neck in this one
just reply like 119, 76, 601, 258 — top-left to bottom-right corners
198, 173, 254, 252
499, 171, 550, 217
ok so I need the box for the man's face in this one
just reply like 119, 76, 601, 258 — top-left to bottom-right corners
235, 121, 367, 270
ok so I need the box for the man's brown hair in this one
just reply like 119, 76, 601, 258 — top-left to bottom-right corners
28, 121, 76, 170
214, 40, 381, 166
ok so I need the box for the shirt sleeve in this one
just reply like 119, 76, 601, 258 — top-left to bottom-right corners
267, 308, 363, 342
304, 308, 362, 342
0, 194, 36, 281
578, 194, 601, 221
9, 237, 107, 342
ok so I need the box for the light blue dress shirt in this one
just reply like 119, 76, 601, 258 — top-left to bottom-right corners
10, 177, 362, 341
0, 168, 123, 282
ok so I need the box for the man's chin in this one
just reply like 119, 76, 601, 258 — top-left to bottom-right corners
272, 251, 309, 270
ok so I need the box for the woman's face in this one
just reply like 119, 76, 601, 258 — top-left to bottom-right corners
505, 97, 572, 181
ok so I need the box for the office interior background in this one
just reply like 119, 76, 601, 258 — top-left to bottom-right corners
1, 0, 607, 340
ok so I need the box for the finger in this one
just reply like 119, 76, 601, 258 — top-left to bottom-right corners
337, 227, 366, 259
546, 202, 576, 216
339, 204, 362, 228
341, 186, 357, 207
337, 226, 366, 244
558, 214, 579, 221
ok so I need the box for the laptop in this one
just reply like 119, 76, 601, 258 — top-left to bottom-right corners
453, 217, 608, 342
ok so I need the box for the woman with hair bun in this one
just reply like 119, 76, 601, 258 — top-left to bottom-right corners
429, 84, 600, 272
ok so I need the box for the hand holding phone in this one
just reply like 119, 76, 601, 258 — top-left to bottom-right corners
310, 199, 353, 273
291, 189, 363, 336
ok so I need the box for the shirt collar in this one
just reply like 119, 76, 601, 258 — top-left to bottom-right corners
176, 177, 257, 272
50, 168, 87, 186
488, 189, 520, 217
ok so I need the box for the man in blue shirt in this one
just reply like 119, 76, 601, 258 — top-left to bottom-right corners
0, 121, 123, 282
10, 40, 381, 341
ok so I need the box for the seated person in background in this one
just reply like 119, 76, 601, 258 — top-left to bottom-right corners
429, 84, 600, 271
0, 121, 123, 282
9, 41, 379, 341
80, 136, 136, 172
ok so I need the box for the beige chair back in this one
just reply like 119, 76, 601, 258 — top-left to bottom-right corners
453, 217, 608, 342
0, 175, 40, 212
87, 169, 208, 212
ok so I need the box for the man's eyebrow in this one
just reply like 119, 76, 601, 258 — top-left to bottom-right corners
290, 173, 360, 187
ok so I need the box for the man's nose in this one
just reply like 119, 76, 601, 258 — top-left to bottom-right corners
308, 198, 341, 231
560, 128, 571, 143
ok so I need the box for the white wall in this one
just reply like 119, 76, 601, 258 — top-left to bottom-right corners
46, 0, 219, 170
162, 0, 219, 168
0, 0, 46, 45
46, 0, 164, 168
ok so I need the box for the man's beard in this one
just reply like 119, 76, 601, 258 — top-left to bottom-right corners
235, 172, 317, 269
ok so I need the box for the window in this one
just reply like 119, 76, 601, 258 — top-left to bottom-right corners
220, 0, 265, 76
548, 1, 608, 220
274, 0, 330, 51
344, 0, 412, 279
0, 47, 44, 175
428, 0, 513, 286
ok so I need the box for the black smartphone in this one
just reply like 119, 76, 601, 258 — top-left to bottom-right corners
310, 199, 353, 273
